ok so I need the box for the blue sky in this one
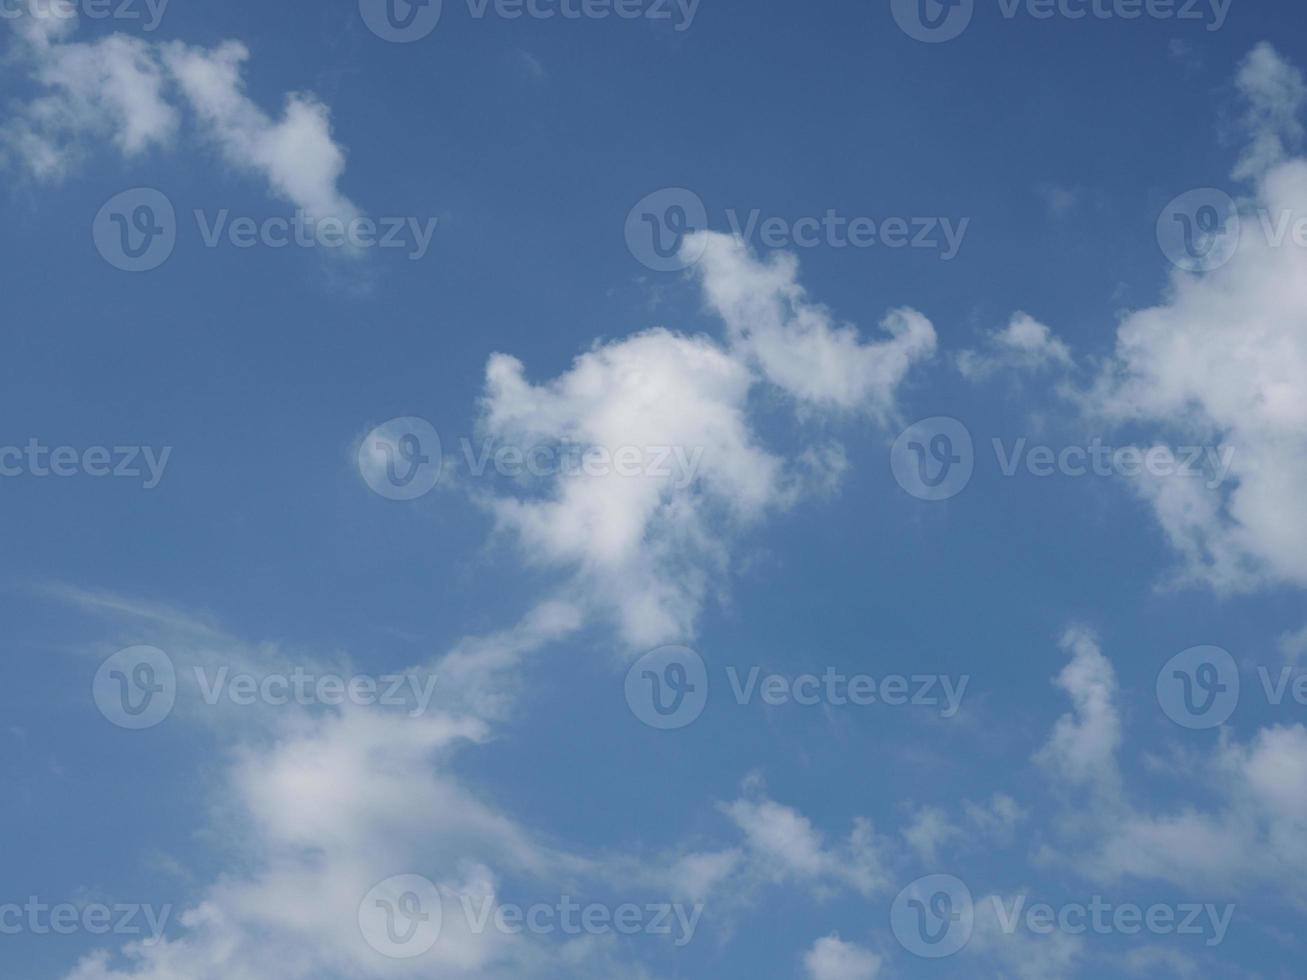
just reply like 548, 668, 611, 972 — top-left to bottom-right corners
3, 0, 1307, 977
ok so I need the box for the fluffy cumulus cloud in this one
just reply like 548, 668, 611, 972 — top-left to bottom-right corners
477, 232, 935, 646
57, 598, 613, 980
1029, 630, 1307, 904
1083, 43, 1307, 592
478, 329, 786, 648
52, 591, 904, 980
957, 312, 1074, 380
687, 231, 937, 416
1, 2, 357, 222
802, 935, 882, 980
967, 893, 1084, 980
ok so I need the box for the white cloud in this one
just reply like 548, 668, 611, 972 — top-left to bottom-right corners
1032, 630, 1307, 902
3, 6, 358, 223
719, 796, 888, 897
1084, 43, 1307, 592
1233, 41, 1307, 181
685, 231, 937, 417
477, 235, 934, 647
957, 313, 1074, 380
162, 41, 358, 223
1277, 623, 1307, 664
54, 598, 668, 980
802, 935, 881, 980
479, 329, 786, 648
3, 30, 177, 179
901, 805, 960, 864
968, 893, 1084, 980
963, 793, 1027, 845
1033, 628, 1122, 801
